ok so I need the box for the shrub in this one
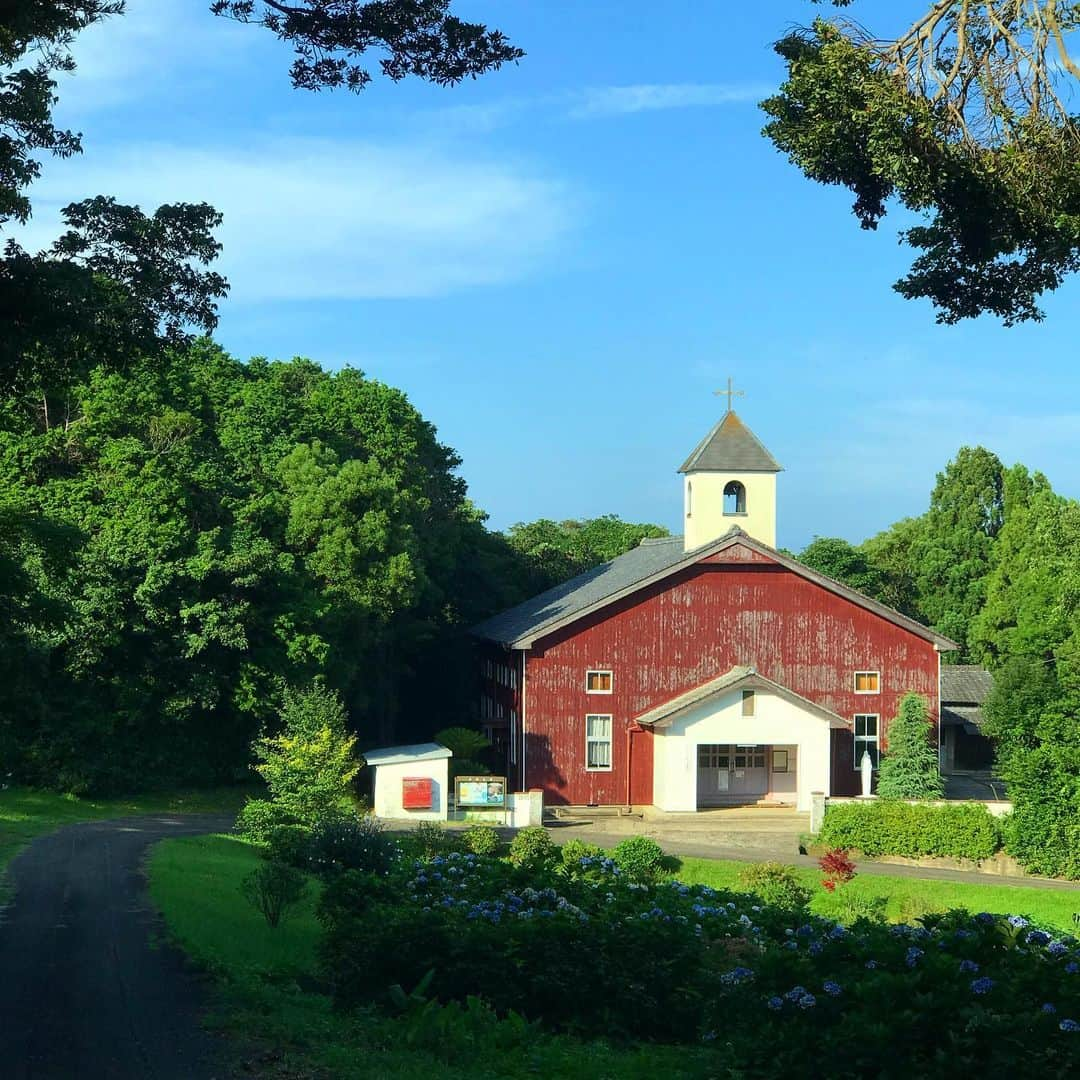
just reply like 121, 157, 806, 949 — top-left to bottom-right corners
237, 683, 361, 839
463, 824, 500, 856
240, 861, 308, 928
508, 826, 556, 870
736, 862, 811, 911
306, 814, 396, 879
818, 848, 857, 892
876, 692, 944, 800
818, 800, 1002, 861
265, 823, 313, 868
235, 798, 295, 843
559, 838, 605, 866
612, 836, 666, 883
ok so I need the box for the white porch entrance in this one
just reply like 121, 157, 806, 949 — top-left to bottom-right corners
697, 744, 768, 805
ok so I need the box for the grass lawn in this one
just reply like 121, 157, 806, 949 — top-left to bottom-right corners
0, 785, 250, 881
147, 835, 733, 1080
674, 856, 1080, 932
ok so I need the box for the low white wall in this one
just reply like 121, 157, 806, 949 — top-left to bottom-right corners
652, 690, 831, 813
373, 757, 449, 821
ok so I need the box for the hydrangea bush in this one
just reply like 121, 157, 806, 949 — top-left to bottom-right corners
317, 838, 1080, 1071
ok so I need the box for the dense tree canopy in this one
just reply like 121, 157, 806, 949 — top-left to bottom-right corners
763, 2, 1080, 323
505, 516, 670, 595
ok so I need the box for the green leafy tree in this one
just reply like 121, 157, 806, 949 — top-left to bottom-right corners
798, 536, 887, 597
876, 692, 944, 800
858, 516, 925, 619
911, 446, 1006, 658
983, 656, 1080, 878
0, 340, 513, 791
238, 682, 361, 838
505, 515, 669, 594
763, 2, 1080, 324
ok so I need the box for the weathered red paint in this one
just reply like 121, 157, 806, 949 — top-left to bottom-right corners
501, 545, 939, 806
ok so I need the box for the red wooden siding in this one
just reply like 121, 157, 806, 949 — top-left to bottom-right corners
521, 557, 939, 805
476, 643, 522, 787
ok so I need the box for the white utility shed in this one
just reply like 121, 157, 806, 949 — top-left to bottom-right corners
365, 742, 452, 821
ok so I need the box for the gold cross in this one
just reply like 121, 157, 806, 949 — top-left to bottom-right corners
714, 377, 744, 413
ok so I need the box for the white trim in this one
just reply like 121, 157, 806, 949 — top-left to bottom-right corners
585, 669, 614, 694
585, 713, 614, 771
854, 671, 881, 695
853, 713, 880, 770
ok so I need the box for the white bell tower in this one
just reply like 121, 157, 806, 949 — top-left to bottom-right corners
679, 380, 782, 551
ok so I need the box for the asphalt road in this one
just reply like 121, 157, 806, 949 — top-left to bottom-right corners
0, 814, 234, 1080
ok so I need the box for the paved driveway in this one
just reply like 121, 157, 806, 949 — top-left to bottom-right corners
0, 814, 234, 1080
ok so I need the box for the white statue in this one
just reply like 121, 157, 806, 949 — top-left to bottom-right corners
860, 749, 874, 798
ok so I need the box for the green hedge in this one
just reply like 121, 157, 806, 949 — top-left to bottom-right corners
817, 801, 1002, 861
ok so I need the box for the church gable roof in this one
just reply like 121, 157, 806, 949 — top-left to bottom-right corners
471, 528, 958, 651
678, 411, 782, 474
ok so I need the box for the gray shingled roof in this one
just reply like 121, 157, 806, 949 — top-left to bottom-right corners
471, 528, 958, 651
471, 536, 688, 647
678, 411, 782, 474
941, 666, 993, 705
941, 704, 985, 732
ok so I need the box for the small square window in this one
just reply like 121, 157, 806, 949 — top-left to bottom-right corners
586, 670, 613, 694
854, 671, 880, 694
741, 689, 755, 717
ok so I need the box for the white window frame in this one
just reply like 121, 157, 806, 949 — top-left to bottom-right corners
854, 671, 881, 695
585, 669, 613, 695
585, 714, 613, 771
853, 714, 880, 771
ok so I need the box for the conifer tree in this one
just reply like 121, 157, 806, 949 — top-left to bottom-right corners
876, 692, 944, 800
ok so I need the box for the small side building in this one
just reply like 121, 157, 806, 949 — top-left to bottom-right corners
939, 666, 995, 773
365, 742, 452, 821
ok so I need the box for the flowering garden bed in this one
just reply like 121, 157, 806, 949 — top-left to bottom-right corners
313, 829, 1080, 1075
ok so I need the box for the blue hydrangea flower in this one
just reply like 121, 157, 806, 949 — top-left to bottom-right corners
829, 924, 848, 940
783, 941, 799, 951
1028, 930, 1051, 946
970, 977, 994, 995
975, 912, 996, 925
1047, 941, 1069, 957
1042, 1003, 1058, 1014
1007, 915, 1029, 928
864, 960, 878, 970
1066, 962, 1079, 974
798, 993, 817, 1009
1059, 1019, 1080, 1032
721, 967, 755, 986
809, 942, 824, 956
784, 986, 809, 1001
767, 996, 784, 1011
823, 981, 842, 996
959, 959, 980, 974
906, 947, 925, 968
796, 924, 815, 938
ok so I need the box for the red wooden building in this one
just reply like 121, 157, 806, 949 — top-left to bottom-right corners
472, 410, 956, 811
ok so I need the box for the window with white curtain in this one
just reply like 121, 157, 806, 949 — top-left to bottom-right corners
585, 714, 613, 770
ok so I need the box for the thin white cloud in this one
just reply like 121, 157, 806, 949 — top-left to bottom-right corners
17, 137, 576, 302
570, 83, 770, 118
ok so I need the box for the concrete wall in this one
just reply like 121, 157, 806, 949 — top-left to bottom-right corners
373, 757, 450, 821
652, 690, 831, 813
684, 471, 777, 549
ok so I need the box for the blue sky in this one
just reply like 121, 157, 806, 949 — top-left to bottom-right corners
23, 0, 1080, 550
